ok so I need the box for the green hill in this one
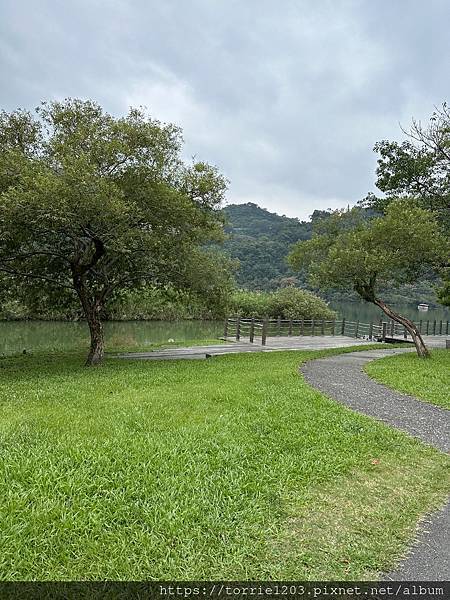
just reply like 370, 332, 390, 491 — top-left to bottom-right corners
221, 202, 313, 290
221, 202, 441, 305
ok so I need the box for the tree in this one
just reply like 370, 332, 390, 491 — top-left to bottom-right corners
288, 200, 449, 357
363, 103, 450, 305
0, 99, 231, 365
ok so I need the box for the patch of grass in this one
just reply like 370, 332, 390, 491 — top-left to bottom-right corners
108, 337, 227, 355
365, 349, 450, 409
0, 347, 448, 580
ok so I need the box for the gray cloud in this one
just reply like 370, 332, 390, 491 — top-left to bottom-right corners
1, 0, 449, 219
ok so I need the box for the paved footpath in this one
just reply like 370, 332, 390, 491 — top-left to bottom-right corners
301, 348, 450, 581
116, 335, 446, 361
116, 336, 384, 360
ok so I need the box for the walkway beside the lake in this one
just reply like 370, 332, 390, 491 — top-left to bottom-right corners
115, 335, 377, 360
115, 334, 446, 360
301, 348, 450, 581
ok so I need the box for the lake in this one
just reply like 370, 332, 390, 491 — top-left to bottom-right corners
0, 300, 449, 355
329, 300, 450, 323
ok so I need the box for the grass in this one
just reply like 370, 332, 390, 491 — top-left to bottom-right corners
107, 337, 227, 355
365, 349, 450, 409
0, 347, 448, 580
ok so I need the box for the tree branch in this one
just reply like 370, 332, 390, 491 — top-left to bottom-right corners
0, 267, 73, 289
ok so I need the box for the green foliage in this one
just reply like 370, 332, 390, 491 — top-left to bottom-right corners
367, 104, 450, 224
363, 103, 450, 305
0, 348, 448, 578
108, 285, 227, 321
220, 202, 434, 305
0, 99, 233, 361
229, 287, 335, 319
289, 200, 448, 301
437, 274, 450, 307
221, 202, 313, 290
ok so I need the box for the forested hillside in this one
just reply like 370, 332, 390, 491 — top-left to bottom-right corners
221, 202, 440, 305
221, 203, 314, 289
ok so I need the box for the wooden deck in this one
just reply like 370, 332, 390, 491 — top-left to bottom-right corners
115, 335, 447, 361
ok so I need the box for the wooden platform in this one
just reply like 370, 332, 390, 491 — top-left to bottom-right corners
116, 335, 377, 361
114, 334, 448, 361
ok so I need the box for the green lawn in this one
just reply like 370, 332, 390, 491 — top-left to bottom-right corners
0, 347, 448, 580
107, 337, 227, 355
365, 349, 450, 409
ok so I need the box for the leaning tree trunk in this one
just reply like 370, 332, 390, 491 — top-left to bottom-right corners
374, 297, 430, 358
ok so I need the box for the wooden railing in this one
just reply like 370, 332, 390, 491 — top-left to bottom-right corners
223, 317, 450, 346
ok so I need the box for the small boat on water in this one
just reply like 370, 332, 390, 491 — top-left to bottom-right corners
417, 303, 429, 312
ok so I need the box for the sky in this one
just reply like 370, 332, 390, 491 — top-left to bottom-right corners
1, 0, 449, 221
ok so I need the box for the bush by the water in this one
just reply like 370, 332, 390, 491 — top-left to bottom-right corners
229, 288, 335, 319
107, 287, 223, 321
0, 286, 225, 322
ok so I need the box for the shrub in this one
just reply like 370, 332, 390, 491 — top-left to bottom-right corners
107, 286, 223, 321
229, 288, 335, 319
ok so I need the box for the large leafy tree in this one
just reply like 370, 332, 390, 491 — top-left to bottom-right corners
289, 200, 448, 357
364, 103, 450, 305
0, 99, 231, 364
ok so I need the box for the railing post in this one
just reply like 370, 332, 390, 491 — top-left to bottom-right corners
249, 318, 255, 343
332, 320, 336, 336
419, 320, 422, 334
223, 317, 228, 338
446, 321, 449, 335
368, 322, 373, 339
321, 319, 325, 335
382, 322, 387, 341
403, 327, 407, 339
277, 316, 281, 336
390, 320, 394, 337
288, 319, 293, 336
439, 320, 442, 335
355, 320, 359, 338
426, 320, 429, 335
433, 320, 436, 335
300, 319, 304, 335
262, 319, 268, 346
341, 317, 346, 336
236, 316, 241, 341
311, 318, 315, 336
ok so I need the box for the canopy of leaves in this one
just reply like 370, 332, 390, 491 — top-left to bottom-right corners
367, 104, 449, 222
363, 104, 450, 305
0, 99, 233, 313
288, 200, 448, 302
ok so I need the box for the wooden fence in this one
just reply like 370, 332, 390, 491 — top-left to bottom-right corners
223, 317, 450, 346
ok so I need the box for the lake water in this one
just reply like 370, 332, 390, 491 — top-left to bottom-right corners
0, 320, 223, 356
329, 300, 450, 323
0, 300, 449, 355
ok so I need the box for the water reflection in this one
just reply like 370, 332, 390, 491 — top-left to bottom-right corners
0, 320, 223, 355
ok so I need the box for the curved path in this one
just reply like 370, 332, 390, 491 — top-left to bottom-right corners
301, 348, 450, 581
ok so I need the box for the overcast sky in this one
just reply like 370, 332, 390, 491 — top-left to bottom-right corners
1, 1, 449, 220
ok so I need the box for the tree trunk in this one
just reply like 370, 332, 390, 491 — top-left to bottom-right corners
85, 305, 105, 366
373, 298, 430, 358
73, 274, 105, 366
